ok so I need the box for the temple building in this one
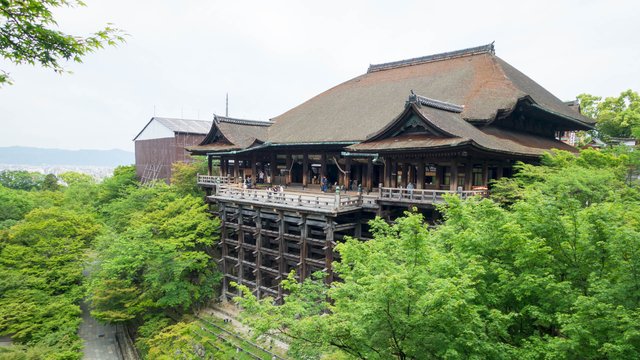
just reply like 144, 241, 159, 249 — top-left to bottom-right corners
189, 43, 594, 300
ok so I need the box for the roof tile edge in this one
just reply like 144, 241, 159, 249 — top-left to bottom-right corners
408, 92, 464, 113
367, 42, 495, 73
214, 115, 272, 127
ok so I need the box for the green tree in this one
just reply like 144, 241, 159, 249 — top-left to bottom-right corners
170, 156, 210, 197
578, 89, 640, 139
0, 0, 125, 85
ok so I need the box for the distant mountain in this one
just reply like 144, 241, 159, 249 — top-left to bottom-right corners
0, 146, 134, 167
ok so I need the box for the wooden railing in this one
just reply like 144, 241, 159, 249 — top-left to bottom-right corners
378, 187, 487, 204
213, 186, 363, 212
197, 174, 236, 185
199, 175, 488, 210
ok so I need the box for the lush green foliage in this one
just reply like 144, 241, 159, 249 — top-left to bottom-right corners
170, 157, 211, 197
578, 89, 640, 139
235, 149, 640, 359
0, 162, 220, 359
0, 0, 125, 85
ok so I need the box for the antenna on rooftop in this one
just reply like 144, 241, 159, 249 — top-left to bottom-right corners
226, 93, 229, 117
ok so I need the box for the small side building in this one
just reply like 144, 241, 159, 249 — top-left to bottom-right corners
133, 117, 212, 183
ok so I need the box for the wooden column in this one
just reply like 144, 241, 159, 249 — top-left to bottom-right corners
285, 154, 292, 185
344, 157, 352, 188
482, 162, 489, 187
320, 153, 327, 178
368, 160, 374, 190
302, 154, 309, 187
299, 215, 308, 281
464, 162, 473, 190
237, 205, 244, 297
220, 157, 227, 177
277, 211, 285, 300
220, 203, 228, 299
384, 157, 392, 187
207, 155, 213, 176
254, 208, 262, 299
391, 160, 398, 188
450, 162, 459, 192
270, 153, 277, 184
233, 157, 240, 181
401, 163, 409, 187
435, 165, 443, 189
325, 218, 335, 284
251, 153, 257, 185
417, 162, 425, 189
496, 166, 504, 180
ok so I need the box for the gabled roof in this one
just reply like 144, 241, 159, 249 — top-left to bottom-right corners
187, 115, 271, 154
133, 117, 212, 141
268, 43, 593, 144
348, 95, 578, 157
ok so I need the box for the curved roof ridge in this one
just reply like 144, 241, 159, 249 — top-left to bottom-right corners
409, 92, 464, 113
214, 114, 272, 127
368, 42, 495, 73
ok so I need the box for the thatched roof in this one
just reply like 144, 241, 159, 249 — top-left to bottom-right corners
268, 43, 593, 143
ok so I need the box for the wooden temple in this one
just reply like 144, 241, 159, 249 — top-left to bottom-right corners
188, 43, 594, 300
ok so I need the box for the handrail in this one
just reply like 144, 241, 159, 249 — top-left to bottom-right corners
197, 174, 236, 185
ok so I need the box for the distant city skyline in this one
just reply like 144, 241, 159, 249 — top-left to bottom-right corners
1, 0, 639, 151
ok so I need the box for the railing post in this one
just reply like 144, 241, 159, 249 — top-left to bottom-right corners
334, 187, 340, 209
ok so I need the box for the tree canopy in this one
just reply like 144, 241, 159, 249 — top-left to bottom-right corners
578, 89, 640, 139
235, 149, 640, 359
0, 0, 125, 85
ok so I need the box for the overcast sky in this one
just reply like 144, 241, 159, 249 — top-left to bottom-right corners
1, 0, 638, 151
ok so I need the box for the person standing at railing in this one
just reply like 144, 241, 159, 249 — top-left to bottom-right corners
321, 175, 328, 193
407, 182, 415, 199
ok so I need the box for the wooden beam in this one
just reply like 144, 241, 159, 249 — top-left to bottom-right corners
302, 153, 309, 187
207, 155, 213, 176
270, 152, 277, 184
391, 159, 397, 188
366, 158, 374, 192
464, 162, 472, 190
482, 161, 489, 187
450, 162, 458, 192
384, 157, 392, 187
251, 153, 257, 185
344, 157, 351, 188
417, 162, 425, 189
233, 157, 240, 181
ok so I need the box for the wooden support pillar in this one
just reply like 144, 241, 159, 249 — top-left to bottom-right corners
417, 162, 425, 189
482, 162, 489, 187
496, 166, 504, 180
384, 157, 392, 187
299, 215, 308, 281
391, 160, 398, 188
254, 208, 262, 299
285, 154, 292, 185
219, 203, 228, 299
366, 158, 374, 192
277, 211, 285, 300
401, 163, 409, 187
320, 153, 327, 178
344, 157, 352, 188
207, 155, 213, 176
450, 161, 459, 192
270, 153, 277, 184
220, 157, 227, 177
237, 205, 244, 297
464, 162, 473, 190
325, 218, 335, 284
233, 157, 240, 181
251, 153, 257, 185
302, 154, 309, 187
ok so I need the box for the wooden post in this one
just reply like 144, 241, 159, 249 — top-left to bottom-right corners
366, 158, 374, 192
435, 165, 443, 189
251, 153, 257, 185
401, 163, 409, 187
233, 157, 240, 181
277, 211, 285, 300
450, 162, 459, 192
237, 205, 244, 297
391, 159, 398, 188
285, 154, 292, 185
496, 166, 504, 180
344, 157, 352, 188
300, 215, 308, 281
384, 157, 391, 188
464, 162, 472, 190
320, 153, 327, 178
482, 162, 489, 187
221, 157, 227, 177
417, 162, 425, 189
325, 218, 335, 284
270, 153, 277, 184
207, 155, 213, 176
220, 203, 228, 299
255, 208, 262, 299
302, 154, 309, 187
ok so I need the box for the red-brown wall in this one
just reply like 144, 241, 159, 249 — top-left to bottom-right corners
134, 133, 205, 183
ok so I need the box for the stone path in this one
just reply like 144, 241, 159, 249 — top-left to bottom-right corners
78, 301, 122, 360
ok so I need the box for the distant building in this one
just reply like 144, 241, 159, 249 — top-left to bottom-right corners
133, 117, 212, 183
